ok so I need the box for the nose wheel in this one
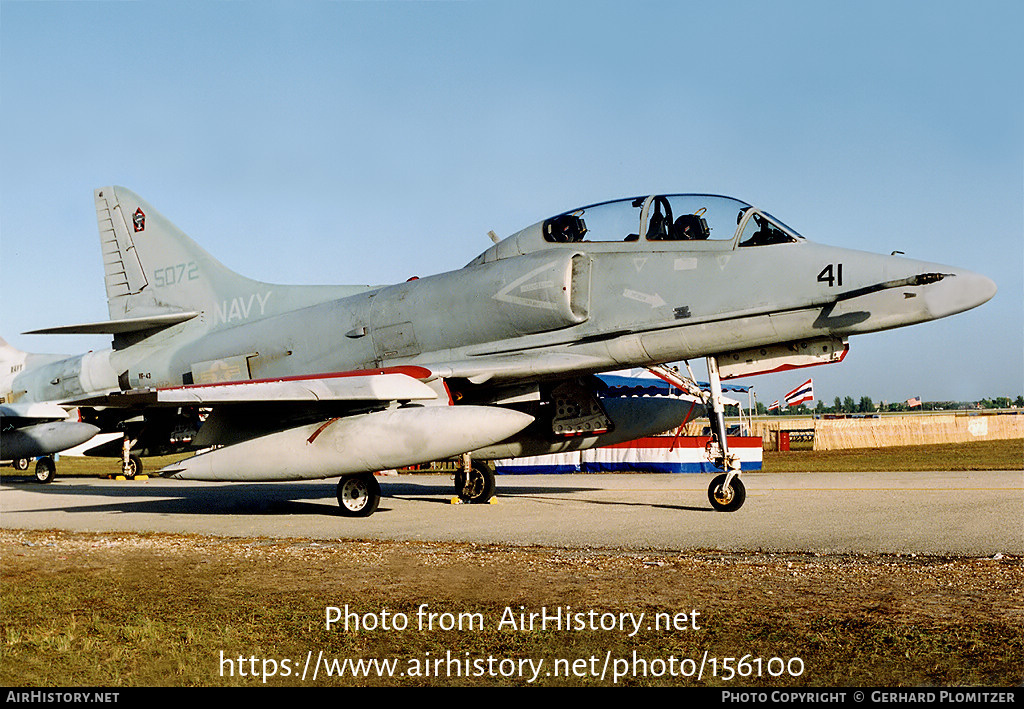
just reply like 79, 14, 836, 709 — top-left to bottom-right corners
708, 473, 746, 512
700, 355, 747, 512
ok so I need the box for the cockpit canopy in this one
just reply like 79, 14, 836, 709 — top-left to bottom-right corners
542, 194, 802, 247
468, 194, 804, 266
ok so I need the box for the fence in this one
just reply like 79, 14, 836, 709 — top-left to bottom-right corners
705, 412, 1023, 451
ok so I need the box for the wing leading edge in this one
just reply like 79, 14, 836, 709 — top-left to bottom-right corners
70, 367, 439, 407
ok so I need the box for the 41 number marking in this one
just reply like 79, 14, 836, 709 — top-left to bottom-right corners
817, 263, 844, 287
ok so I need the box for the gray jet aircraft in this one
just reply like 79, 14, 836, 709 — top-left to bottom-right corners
2, 188, 996, 515
1, 338, 99, 481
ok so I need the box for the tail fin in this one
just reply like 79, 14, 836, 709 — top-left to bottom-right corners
93, 187, 372, 344
95, 186, 261, 321
0, 337, 25, 379
1, 337, 68, 403
0, 336, 23, 402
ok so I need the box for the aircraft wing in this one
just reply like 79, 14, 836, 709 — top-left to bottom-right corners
0, 401, 72, 421
158, 373, 437, 404
64, 368, 446, 463
69, 368, 439, 407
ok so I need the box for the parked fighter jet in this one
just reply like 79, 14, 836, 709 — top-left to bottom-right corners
1, 338, 99, 482
3, 188, 995, 515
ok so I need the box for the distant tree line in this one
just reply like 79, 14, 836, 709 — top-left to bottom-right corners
754, 395, 1024, 416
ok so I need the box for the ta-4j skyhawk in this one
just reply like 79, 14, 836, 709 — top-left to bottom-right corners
1, 188, 995, 515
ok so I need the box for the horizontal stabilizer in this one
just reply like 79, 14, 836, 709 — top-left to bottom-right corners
24, 312, 199, 336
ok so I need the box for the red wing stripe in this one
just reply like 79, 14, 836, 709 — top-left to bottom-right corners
158, 365, 434, 392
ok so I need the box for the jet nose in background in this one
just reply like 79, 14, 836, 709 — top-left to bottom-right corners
924, 269, 997, 320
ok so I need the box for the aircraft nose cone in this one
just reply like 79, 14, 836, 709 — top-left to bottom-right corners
924, 269, 997, 320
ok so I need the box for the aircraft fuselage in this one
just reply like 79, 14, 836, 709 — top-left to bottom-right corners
7, 197, 995, 405
1, 190, 997, 508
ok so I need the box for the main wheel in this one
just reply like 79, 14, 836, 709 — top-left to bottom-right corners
123, 454, 142, 480
708, 473, 745, 512
454, 461, 495, 504
336, 473, 381, 517
34, 457, 56, 484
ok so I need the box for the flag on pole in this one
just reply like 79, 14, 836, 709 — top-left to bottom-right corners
906, 396, 922, 408
768, 400, 781, 411
785, 378, 814, 407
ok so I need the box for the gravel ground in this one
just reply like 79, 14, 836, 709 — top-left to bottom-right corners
4, 529, 1021, 629
3, 529, 1022, 686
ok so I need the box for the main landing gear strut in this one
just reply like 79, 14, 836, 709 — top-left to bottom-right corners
454, 453, 496, 504
120, 436, 142, 480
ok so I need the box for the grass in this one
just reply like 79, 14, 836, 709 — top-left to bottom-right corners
2, 453, 190, 479
5, 438, 1022, 481
762, 438, 1023, 472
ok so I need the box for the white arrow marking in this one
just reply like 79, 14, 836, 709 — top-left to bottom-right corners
623, 288, 666, 308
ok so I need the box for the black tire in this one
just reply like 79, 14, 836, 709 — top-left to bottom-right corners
454, 461, 496, 504
34, 457, 56, 484
13, 458, 30, 471
124, 454, 142, 480
708, 473, 746, 512
336, 474, 381, 517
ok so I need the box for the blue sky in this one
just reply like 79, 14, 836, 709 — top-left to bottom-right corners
1, 0, 1021, 405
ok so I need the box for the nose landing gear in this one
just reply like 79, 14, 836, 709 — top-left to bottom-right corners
651, 357, 747, 512
708, 472, 746, 512
704, 355, 746, 511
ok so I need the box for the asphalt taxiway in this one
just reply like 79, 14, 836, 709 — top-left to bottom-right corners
1, 470, 1021, 555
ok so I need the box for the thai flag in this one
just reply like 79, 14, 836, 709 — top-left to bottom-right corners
768, 400, 781, 411
785, 378, 814, 407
